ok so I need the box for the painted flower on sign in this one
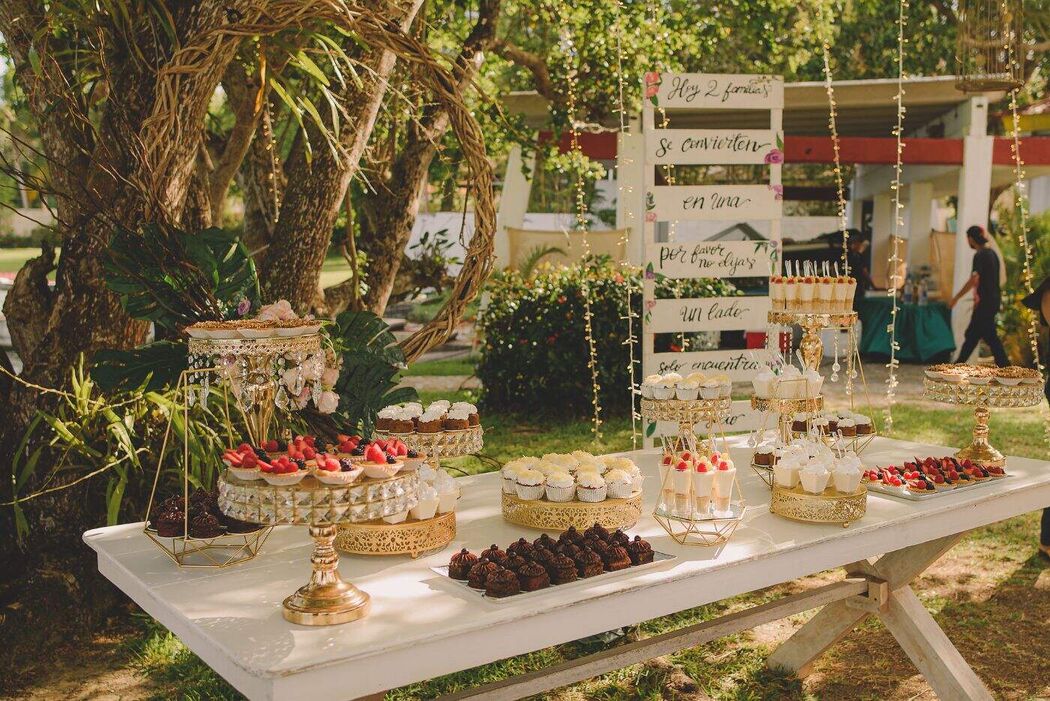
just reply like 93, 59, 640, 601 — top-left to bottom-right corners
645, 299, 656, 310
645, 84, 659, 98
769, 184, 784, 201
644, 71, 661, 85
764, 148, 784, 164
645, 211, 657, 223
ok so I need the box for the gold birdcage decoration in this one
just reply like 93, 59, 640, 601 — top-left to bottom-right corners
956, 0, 1026, 92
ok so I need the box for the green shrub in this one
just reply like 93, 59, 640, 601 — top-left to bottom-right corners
477, 257, 738, 416
997, 208, 1050, 365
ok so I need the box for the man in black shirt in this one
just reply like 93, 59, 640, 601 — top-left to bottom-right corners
949, 225, 1008, 366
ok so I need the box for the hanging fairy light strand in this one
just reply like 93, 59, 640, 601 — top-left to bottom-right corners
821, 41, 850, 274
613, 0, 641, 448
1004, 10, 1050, 447
884, 0, 909, 433
564, 31, 604, 442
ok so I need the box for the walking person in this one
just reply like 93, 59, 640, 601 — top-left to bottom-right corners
1022, 274, 1050, 560
949, 225, 1009, 367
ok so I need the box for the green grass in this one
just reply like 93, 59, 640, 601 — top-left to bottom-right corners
119, 396, 1050, 700
402, 355, 478, 377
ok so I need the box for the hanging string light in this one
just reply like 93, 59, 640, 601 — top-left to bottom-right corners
1003, 11, 1050, 447
564, 31, 604, 442
820, 39, 849, 274
884, 0, 909, 433
613, 0, 641, 448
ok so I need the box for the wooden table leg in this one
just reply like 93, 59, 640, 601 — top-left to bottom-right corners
767, 533, 993, 701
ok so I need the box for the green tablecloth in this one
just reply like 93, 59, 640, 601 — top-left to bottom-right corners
856, 296, 955, 362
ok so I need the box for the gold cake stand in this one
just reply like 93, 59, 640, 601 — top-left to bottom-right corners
922, 377, 1043, 468
770, 483, 867, 527
217, 470, 419, 625
501, 491, 643, 531
767, 310, 857, 372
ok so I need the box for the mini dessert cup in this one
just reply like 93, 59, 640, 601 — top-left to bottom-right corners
659, 461, 674, 510
410, 495, 440, 520
313, 465, 363, 485
844, 278, 857, 310
833, 469, 862, 494
691, 469, 714, 516
799, 468, 830, 494
436, 488, 458, 513
770, 277, 785, 310
784, 280, 798, 311
773, 461, 799, 488
227, 465, 262, 481
673, 469, 691, 516
817, 278, 833, 312
799, 278, 815, 311
712, 468, 735, 512
363, 460, 403, 480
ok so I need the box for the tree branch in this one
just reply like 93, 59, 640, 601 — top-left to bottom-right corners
491, 38, 560, 105
210, 55, 267, 223
930, 0, 957, 24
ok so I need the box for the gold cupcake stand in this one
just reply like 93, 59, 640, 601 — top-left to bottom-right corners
501, 492, 643, 531
922, 377, 1043, 468
770, 483, 867, 528
337, 425, 484, 557
218, 470, 420, 625
642, 396, 745, 547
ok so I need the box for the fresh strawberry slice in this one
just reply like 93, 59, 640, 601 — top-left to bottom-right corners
302, 447, 316, 460
365, 443, 386, 464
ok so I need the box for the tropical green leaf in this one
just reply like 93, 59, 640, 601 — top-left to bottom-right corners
92, 341, 188, 393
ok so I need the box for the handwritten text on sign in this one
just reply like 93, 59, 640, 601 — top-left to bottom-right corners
647, 296, 771, 333
650, 350, 763, 383
648, 241, 777, 279
648, 185, 781, 222
647, 129, 782, 165
652, 73, 783, 110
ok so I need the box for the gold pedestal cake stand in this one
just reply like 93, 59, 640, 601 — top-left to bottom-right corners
501, 492, 643, 531
337, 425, 483, 557
922, 377, 1043, 468
770, 483, 867, 528
218, 470, 419, 625
767, 310, 858, 372
642, 396, 744, 547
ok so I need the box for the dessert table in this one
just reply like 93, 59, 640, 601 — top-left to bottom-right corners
84, 436, 1050, 701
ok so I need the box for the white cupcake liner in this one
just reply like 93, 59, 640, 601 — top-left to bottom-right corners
652, 386, 674, 400
640, 383, 655, 399
576, 485, 608, 502
516, 483, 545, 501
700, 385, 721, 399
675, 386, 700, 400
545, 485, 575, 502
607, 481, 634, 499
502, 475, 518, 494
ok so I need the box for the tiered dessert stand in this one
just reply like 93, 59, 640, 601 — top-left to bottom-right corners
642, 396, 744, 546
923, 377, 1043, 469
217, 469, 419, 624
755, 310, 870, 527
335, 426, 484, 556
144, 326, 327, 568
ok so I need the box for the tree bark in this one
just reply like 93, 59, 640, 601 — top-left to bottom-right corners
257, 0, 424, 312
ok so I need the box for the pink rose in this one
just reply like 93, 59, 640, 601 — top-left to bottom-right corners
645, 84, 659, 98
645, 212, 657, 223
320, 367, 339, 389
316, 390, 339, 414
645, 299, 657, 310
764, 148, 784, 164
770, 184, 784, 201
644, 71, 661, 85
293, 387, 311, 410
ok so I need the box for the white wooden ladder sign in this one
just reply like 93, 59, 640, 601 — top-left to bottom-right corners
641, 72, 784, 442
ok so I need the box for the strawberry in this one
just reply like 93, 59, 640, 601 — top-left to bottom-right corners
662, 454, 673, 465
675, 460, 689, 471
365, 444, 386, 464
394, 441, 407, 457
680, 451, 692, 461
303, 436, 315, 448
241, 454, 257, 468
302, 446, 316, 460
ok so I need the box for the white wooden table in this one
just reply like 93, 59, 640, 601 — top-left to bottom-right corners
84, 437, 1050, 701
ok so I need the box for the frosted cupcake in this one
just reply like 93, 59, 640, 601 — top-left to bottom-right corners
501, 462, 523, 494
576, 472, 608, 502
837, 418, 856, 437
576, 458, 605, 475
854, 414, 873, 435
515, 468, 545, 500
676, 379, 700, 400
652, 378, 675, 400
571, 450, 597, 463
605, 468, 634, 499
700, 378, 721, 400
545, 471, 576, 502
535, 460, 564, 478
641, 374, 662, 399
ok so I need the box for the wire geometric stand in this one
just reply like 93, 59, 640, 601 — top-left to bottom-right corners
922, 377, 1043, 468
642, 397, 744, 547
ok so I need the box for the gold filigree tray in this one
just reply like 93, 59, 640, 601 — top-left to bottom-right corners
770, 483, 866, 527
751, 395, 824, 414
375, 425, 484, 459
336, 511, 456, 558
640, 397, 731, 425
217, 470, 420, 525
922, 377, 1043, 408
768, 310, 858, 327
501, 491, 643, 531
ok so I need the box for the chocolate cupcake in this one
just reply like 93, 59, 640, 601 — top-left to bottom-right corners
516, 561, 550, 591
222, 516, 261, 534
585, 523, 611, 542
508, 537, 535, 557
560, 526, 584, 545
575, 550, 604, 578
586, 537, 610, 559
556, 542, 582, 559
156, 508, 185, 538
626, 535, 654, 565
188, 512, 223, 539
480, 544, 508, 565
603, 545, 632, 571
448, 549, 478, 579
485, 569, 520, 598
530, 547, 555, 566
549, 554, 578, 584
467, 559, 501, 589
534, 533, 557, 550
610, 529, 630, 547
503, 554, 529, 573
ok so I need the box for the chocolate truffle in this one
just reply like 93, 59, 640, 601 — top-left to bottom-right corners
603, 545, 632, 571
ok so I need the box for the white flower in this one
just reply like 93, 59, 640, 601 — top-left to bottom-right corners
256, 299, 297, 321
293, 387, 311, 409
281, 367, 300, 390
320, 367, 339, 389
317, 390, 339, 414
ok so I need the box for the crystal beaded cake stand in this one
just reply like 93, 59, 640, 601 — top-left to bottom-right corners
218, 470, 419, 625
922, 377, 1044, 468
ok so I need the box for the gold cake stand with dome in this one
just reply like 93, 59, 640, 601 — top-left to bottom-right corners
336, 426, 484, 557
218, 469, 420, 625
642, 396, 745, 547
